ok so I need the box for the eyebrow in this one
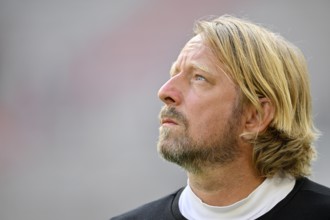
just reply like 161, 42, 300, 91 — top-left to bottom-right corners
191, 62, 211, 74
169, 62, 178, 76
169, 61, 211, 76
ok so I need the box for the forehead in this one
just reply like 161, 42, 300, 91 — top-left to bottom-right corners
177, 35, 213, 62
170, 35, 215, 73
172, 35, 231, 79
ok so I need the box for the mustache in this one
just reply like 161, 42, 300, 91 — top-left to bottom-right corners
159, 106, 188, 127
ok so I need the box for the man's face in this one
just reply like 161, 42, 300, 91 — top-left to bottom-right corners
157, 35, 243, 173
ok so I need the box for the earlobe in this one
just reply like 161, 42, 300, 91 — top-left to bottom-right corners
243, 98, 275, 136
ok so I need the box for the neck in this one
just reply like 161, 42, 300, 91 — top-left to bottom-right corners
187, 156, 264, 206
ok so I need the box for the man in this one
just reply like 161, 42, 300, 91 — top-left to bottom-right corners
112, 15, 330, 219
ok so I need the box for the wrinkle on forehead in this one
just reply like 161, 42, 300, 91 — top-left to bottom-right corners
170, 35, 211, 75
170, 34, 237, 88
186, 35, 236, 87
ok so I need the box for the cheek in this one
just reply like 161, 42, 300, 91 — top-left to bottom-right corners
188, 106, 229, 139
185, 89, 238, 137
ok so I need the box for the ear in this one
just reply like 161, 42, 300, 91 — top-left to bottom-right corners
243, 97, 275, 136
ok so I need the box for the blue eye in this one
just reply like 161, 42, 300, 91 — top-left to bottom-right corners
195, 75, 206, 81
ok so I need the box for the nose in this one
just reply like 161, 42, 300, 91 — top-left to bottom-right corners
158, 76, 182, 106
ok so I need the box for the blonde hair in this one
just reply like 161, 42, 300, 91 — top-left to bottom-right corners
194, 15, 319, 178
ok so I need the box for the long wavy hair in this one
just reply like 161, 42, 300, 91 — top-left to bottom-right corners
194, 15, 319, 178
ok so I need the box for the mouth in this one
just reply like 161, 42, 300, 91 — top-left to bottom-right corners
161, 118, 178, 126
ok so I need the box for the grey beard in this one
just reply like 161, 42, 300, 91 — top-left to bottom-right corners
157, 124, 241, 174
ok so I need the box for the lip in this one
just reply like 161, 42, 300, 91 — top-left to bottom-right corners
161, 118, 178, 126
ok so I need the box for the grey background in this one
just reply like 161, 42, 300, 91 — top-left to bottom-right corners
0, 0, 329, 219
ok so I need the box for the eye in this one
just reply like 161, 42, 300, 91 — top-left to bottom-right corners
194, 74, 206, 81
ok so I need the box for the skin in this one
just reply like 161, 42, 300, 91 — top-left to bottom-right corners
157, 35, 274, 206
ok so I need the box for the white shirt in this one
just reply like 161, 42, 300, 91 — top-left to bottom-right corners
178, 175, 295, 220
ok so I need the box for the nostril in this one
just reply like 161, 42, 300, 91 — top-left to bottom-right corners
164, 96, 176, 104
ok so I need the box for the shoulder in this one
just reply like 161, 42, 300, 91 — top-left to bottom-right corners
111, 188, 185, 220
299, 177, 330, 196
259, 178, 330, 219
294, 178, 330, 210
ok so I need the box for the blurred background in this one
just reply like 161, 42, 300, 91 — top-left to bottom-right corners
0, 0, 329, 219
